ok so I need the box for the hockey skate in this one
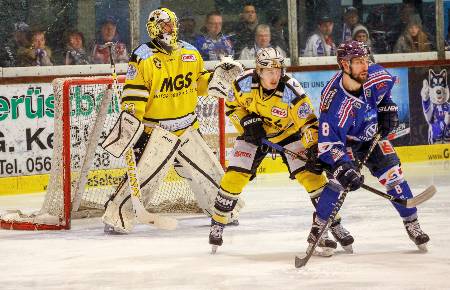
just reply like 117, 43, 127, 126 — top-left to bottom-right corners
209, 220, 225, 254
330, 220, 354, 253
307, 214, 337, 257
404, 218, 430, 251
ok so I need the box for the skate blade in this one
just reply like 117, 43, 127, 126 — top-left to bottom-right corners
417, 243, 428, 252
211, 245, 218, 254
313, 246, 334, 257
342, 244, 353, 254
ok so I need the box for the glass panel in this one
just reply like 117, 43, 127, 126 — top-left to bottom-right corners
297, 0, 437, 57
0, 0, 130, 67
445, 0, 450, 50
140, 0, 289, 61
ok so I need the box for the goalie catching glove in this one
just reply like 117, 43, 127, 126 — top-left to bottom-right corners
208, 56, 244, 99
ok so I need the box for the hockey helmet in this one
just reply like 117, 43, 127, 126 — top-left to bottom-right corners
256, 47, 285, 70
337, 40, 370, 63
147, 8, 179, 49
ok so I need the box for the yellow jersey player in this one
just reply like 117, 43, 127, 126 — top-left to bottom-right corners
102, 8, 242, 234
208, 48, 354, 255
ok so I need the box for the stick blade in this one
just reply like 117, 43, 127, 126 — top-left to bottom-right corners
153, 215, 178, 230
406, 185, 437, 208
295, 254, 308, 268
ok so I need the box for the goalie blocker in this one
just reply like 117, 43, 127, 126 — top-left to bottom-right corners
102, 117, 242, 233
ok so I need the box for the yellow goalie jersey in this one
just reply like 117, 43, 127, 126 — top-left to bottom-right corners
227, 69, 319, 148
121, 40, 211, 135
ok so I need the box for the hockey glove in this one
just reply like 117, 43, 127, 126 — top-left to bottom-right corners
305, 144, 324, 175
377, 102, 399, 137
332, 161, 364, 191
240, 113, 266, 146
208, 56, 244, 99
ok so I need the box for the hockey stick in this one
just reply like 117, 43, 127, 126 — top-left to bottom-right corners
294, 133, 382, 268
106, 42, 177, 230
261, 139, 435, 208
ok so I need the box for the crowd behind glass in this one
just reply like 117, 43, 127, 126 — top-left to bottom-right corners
0, 0, 448, 68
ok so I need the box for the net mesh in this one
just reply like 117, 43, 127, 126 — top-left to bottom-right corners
0, 76, 224, 229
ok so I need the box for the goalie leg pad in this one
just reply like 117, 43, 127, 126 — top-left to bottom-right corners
102, 126, 181, 232
102, 179, 136, 234
176, 129, 225, 215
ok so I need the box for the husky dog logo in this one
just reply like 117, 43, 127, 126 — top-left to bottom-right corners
420, 69, 450, 144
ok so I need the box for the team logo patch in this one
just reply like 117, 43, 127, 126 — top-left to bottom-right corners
153, 57, 162, 69
297, 102, 312, 119
331, 148, 345, 162
379, 140, 395, 155
245, 98, 253, 107
126, 64, 137, 80
226, 89, 235, 102
271, 106, 287, 118
182, 54, 196, 62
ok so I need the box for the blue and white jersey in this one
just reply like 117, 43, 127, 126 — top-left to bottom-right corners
318, 63, 395, 166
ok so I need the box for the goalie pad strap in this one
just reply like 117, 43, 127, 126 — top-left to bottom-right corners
178, 151, 220, 189
141, 139, 182, 188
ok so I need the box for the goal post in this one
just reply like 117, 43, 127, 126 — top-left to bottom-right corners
0, 76, 225, 230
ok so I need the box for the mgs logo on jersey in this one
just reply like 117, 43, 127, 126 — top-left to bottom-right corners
297, 102, 312, 119
271, 106, 287, 118
182, 54, 196, 62
160, 72, 193, 92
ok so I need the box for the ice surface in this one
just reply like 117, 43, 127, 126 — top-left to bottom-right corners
0, 160, 449, 290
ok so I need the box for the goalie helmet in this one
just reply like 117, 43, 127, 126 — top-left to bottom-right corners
255, 47, 285, 70
146, 8, 179, 49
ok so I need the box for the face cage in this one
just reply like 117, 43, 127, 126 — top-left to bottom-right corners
147, 12, 178, 49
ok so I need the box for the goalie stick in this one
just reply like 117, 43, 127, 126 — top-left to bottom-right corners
261, 139, 435, 208
105, 42, 177, 230
294, 133, 381, 268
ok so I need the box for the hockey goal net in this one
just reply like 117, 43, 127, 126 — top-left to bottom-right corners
0, 76, 225, 230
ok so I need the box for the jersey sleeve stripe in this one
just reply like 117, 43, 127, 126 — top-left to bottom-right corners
290, 94, 307, 106
322, 72, 341, 97
122, 89, 149, 98
123, 84, 148, 91
122, 96, 148, 102
363, 75, 392, 89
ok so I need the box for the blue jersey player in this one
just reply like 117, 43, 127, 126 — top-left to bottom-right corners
307, 40, 430, 253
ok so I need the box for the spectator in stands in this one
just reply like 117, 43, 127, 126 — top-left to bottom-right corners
303, 15, 336, 57
91, 16, 128, 64
232, 3, 259, 55
64, 31, 90, 65
239, 24, 286, 60
1, 22, 31, 67
194, 11, 234, 61
179, 11, 198, 45
365, 4, 391, 53
393, 15, 432, 53
388, 3, 420, 51
270, 15, 289, 54
17, 30, 53, 66
341, 6, 360, 42
352, 24, 375, 61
